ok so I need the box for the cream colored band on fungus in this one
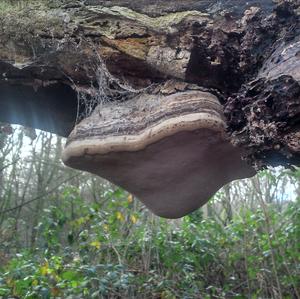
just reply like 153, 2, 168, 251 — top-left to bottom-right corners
62, 112, 226, 160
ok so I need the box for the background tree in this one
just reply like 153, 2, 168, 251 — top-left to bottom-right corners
0, 125, 299, 298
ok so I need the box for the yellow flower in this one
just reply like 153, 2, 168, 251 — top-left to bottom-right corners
127, 194, 133, 203
40, 261, 49, 276
32, 279, 38, 286
130, 215, 137, 224
90, 241, 101, 250
116, 211, 125, 221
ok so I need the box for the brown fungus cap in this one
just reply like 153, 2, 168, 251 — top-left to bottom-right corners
62, 90, 255, 218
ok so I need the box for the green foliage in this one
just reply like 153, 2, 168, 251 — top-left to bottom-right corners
0, 187, 299, 298
0, 128, 299, 298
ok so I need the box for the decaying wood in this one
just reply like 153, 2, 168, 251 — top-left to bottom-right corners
0, 0, 299, 169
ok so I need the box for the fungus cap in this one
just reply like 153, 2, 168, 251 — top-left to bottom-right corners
62, 90, 255, 218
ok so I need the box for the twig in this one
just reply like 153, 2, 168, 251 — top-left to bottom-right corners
0, 174, 80, 215
0, 159, 20, 172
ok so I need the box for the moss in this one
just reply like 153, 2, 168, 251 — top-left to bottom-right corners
0, 0, 47, 12
78, 5, 209, 40
0, 0, 68, 65
86, 5, 209, 32
0, 0, 73, 14
102, 37, 149, 60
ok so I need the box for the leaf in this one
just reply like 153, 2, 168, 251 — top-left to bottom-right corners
51, 287, 61, 296
71, 281, 78, 288
61, 270, 79, 281
0, 288, 9, 296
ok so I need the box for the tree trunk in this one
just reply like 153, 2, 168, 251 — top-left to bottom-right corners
0, 0, 299, 169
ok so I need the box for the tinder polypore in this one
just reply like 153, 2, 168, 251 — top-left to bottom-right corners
62, 90, 255, 218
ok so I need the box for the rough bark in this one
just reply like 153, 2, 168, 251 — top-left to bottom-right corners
0, 0, 299, 169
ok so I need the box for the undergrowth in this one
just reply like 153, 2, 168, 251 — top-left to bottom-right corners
0, 187, 299, 299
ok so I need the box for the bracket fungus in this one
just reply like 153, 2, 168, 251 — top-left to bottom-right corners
62, 90, 255, 218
